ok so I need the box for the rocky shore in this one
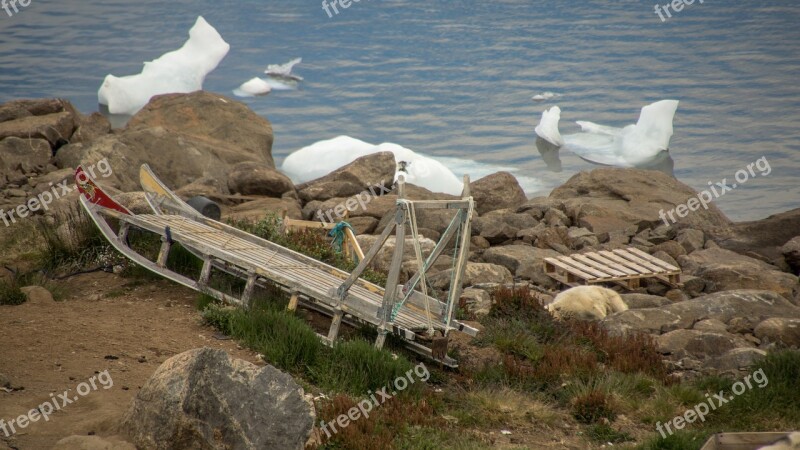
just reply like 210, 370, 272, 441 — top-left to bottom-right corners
2, 91, 799, 384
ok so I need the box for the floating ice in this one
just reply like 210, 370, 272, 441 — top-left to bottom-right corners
281, 136, 464, 195
265, 57, 303, 81
233, 77, 272, 97
531, 91, 561, 102
534, 100, 679, 167
282, 136, 544, 196
97, 16, 230, 115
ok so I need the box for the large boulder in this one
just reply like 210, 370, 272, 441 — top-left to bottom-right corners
603, 290, 800, 335
482, 245, 560, 280
0, 111, 75, 148
549, 168, 731, 235
656, 329, 753, 359
355, 235, 436, 275
678, 248, 798, 299
122, 348, 315, 450
225, 197, 303, 221
429, 262, 512, 290
710, 208, 800, 261
782, 236, 800, 275
227, 161, 295, 197
127, 91, 275, 167
470, 172, 527, 215
297, 152, 395, 202
55, 126, 259, 193
0, 137, 52, 173
754, 318, 800, 348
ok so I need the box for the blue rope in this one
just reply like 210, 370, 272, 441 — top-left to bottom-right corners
329, 222, 354, 254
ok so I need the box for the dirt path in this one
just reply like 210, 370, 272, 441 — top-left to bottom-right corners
0, 272, 261, 449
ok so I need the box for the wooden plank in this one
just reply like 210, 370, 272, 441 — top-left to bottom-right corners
571, 254, 627, 277
582, 252, 639, 276
597, 250, 651, 274
611, 249, 665, 273
556, 256, 614, 279
544, 258, 597, 281
626, 247, 680, 272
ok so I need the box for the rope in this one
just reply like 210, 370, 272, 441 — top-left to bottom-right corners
328, 221, 354, 253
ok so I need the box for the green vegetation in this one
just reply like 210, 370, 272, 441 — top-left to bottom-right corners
0, 278, 26, 305
201, 301, 418, 396
35, 205, 113, 272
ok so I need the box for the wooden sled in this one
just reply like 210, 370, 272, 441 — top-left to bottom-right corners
76, 165, 478, 367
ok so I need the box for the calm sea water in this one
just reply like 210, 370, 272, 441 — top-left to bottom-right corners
1, 0, 798, 221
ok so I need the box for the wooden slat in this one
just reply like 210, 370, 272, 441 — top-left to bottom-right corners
582, 252, 639, 276
597, 250, 651, 274
626, 247, 680, 272
611, 249, 665, 273
556, 256, 614, 279
571, 254, 627, 277
544, 257, 597, 280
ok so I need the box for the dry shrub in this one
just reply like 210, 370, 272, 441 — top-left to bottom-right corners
317, 393, 444, 450
569, 320, 668, 382
572, 389, 617, 424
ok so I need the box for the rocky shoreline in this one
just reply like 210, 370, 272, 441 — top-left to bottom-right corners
2, 91, 799, 381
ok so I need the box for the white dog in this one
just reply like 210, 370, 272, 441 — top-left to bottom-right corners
545, 285, 628, 321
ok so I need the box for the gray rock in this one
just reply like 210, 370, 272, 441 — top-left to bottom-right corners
128, 91, 275, 166
0, 111, 75, 147
651, 240, 687, 260
652, 251, 679, 270
228, 161, 295, 197
676, 229, 705, 254
754, 318, 800, 348
355, 235, 436, 275
0, 137, 52, 175
679, 247, 798, 299
692, 319, 728, 333
656, 329, 753, 359
122, 347, 315, 450
429, 262, 512, 290
710, 347, 767, 372
473, 216, 518, 244
297, 152, 395, 202
781, 236, 800, 274
603, 290, 800, 335
20, 286, 54, 304
460, 288, 492, 317
544, 208, 571, 227
470, 172, 527, 215
71, 112, 112, 144
620, 293, 671, 309
482, 245, 560, 281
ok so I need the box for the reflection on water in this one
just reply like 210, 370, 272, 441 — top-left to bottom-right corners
0, 0, 798, 220
535, 137, 675, 177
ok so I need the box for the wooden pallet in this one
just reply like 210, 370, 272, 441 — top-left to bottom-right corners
700, 432, 796, 450
544, 247, 681, 290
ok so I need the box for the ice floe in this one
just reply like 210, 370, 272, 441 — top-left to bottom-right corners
97, 16, 230, 115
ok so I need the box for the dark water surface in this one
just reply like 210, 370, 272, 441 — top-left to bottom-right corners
1, 0, 798, 220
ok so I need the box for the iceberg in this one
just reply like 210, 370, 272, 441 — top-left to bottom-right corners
281, 136, 465, 195
97, 16, 230, 115
265, 57, 303, 81
535, 100, 679, 167
233, 77, 272, 97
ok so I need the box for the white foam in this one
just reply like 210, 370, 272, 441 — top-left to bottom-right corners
97, 16, 230, 115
